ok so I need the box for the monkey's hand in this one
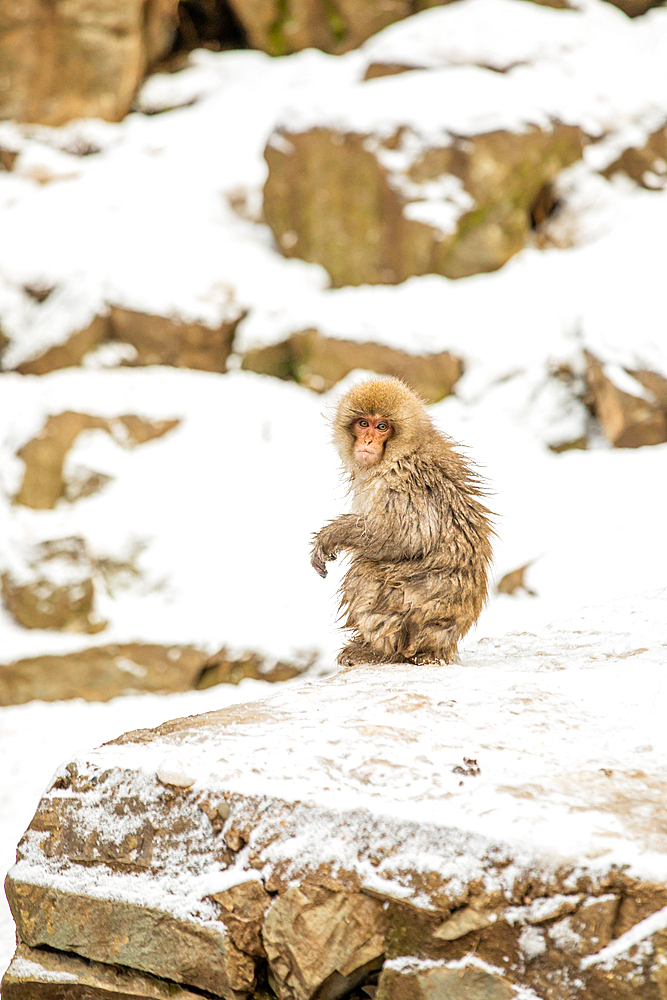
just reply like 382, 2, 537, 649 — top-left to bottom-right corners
311, 532, 338, 579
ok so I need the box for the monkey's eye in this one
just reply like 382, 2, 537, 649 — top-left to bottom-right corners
377, 421, 389, 432
357, 419, 370, 428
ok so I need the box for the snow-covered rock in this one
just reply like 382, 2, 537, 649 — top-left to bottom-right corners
5, 597, 667, 998
263, 119, 585, 284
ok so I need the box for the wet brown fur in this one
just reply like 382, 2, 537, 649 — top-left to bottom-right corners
311, 378, 494, 666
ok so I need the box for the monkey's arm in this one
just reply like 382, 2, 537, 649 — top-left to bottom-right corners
311, 515, 371, 578
311, 502, 437, 577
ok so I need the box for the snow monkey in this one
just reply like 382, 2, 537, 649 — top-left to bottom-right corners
311, 378, 493, 666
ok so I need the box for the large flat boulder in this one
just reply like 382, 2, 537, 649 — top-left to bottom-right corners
5, 598, 667, 998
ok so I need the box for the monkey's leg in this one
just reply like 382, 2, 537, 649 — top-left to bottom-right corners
404, 625, 454, 664
338, 639, 407, 667
401, 611, 462, 665
338, 641, 382, 667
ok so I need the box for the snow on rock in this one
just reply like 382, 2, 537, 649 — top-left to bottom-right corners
359, 0, 626, 74
0, 0, 665, 379
2, 0, 667, 991
156, 757, 196, 788
6, 593, 667, 997
277, 0, 667, 143
1, 368, 665, 676
0, 369, 341, 669
263, 117, 586, 284
2, 942, 205, 998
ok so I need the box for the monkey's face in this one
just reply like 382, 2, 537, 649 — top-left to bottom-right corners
351, 415, 393, 467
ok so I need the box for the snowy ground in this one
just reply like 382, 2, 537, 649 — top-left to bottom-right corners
1, 0, 667, 978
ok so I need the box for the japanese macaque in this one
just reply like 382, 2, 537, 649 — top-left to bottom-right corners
311, 378, 493, 666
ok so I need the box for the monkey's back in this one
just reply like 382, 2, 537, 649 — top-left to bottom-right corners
342, 439, 492, 663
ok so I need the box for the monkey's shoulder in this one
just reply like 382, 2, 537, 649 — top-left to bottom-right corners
389, 448, 475, 495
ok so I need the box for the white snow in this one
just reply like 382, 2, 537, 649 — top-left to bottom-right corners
360, 0, 624, 73
519, 926, 548, 960
581, 905, 667, 969
8, 954, 78, 983
1, 0, 667, 980
156, 757, 196, 788
8, 597, 667, 949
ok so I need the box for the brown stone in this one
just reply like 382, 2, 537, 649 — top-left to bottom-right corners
433, 904, 499, 940
0, 0, 178, 126
15, 315, 110, 375
0, 641, 307, 705
5, 878, 255, 999
16, 411, 180, 509
240, 338, 294, 381
10, 301, 247, 376
517, 894, 582, 925
1, 941, 204, 1000
495, 563, 537, 597
0, 146, 19, 171
546, 894, 618, 957
363, 62, 420, 81
629, 369, 667, 409
242, 328, 462, 402
615, 883, 667, 938
584, 352, 667, 448
606, 0, 663, 15
264, 124, 585, 286
0, 642, 209, 705
225, 0, 415, 56
1, 535, 105, 633
515, 0, 570, 7
377, 962, 517, 1000
9, 662, 667, 1000
262, 884, 387, 1000
603, 125, 667, 189
197, 647, 308, 688
1, 570, 101, 634
0, 325, 9, 365
108, 305, 244, 371
212, 880, 272, 956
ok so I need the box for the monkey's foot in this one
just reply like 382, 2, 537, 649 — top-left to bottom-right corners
409, 653, 457, 666
338, 643, 387, 667
338, 642, 412, 666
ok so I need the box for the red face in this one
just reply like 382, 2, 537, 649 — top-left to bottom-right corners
352, 415, 392, 466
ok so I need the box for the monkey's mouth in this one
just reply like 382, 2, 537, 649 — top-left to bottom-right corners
356, 448, 380, 464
